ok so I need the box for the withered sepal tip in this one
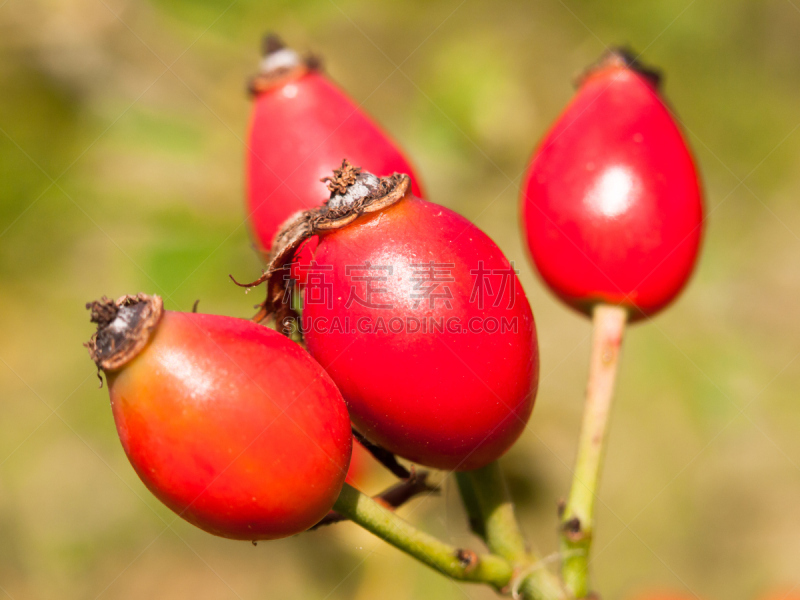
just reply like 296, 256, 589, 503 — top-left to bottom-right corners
85, 294, 164, 372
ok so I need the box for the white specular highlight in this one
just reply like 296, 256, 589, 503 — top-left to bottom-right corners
585, 166, 638, 219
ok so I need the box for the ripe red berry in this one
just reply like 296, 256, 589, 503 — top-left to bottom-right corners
244, 164, 537, 472
521, 49, 703, 319
246, 35, 424, 264
85, 295, 352, 540
344, 438, 376, 488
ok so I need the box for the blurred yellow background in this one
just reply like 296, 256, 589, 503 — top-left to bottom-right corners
2, 0, 800, 598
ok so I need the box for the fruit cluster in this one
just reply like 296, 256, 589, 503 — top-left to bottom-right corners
85, 37, 704, 598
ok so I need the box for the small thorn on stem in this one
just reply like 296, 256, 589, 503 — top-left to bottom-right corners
563, 517, 584, 542
455, 548, 478, 572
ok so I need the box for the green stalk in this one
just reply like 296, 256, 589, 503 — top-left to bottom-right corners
333, 483, 513, 589
467, 462, 527, 563
560, 304, 627, 597
455, 472, 486, 540
467, 462, 566, 600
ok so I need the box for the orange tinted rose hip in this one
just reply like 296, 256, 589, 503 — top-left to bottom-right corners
86, 294, 352, 540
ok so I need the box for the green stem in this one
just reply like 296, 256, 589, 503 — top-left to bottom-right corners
333, 482, 513, 589
560, 304, 627, 597
468, 462, 566, 600
467, 462, 527, 563
518, 567, 570, 600
455, 472, 486, 540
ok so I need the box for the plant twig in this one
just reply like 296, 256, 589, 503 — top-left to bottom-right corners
467, 462, 527, 563
468, 462, 566, 600
455, 472, 486, 540
312, 471, 437, 528
333, 483, 513, 589
353, 429, 412, 479
560, 303, 627, 597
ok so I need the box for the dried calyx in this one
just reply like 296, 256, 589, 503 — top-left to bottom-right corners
248, 34, 321, 95
578, 46, 662, 89
85, 294, 164, 373
231, 159, 410, 335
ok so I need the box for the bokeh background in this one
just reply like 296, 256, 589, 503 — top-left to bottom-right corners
2, 0, 800, 598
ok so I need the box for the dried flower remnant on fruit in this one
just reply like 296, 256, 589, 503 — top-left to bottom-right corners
85, 294, 164, 372
230, 160, 410, 335
577, 46, 662, 89
248, 34, 320, 96
321, 159, 362, 196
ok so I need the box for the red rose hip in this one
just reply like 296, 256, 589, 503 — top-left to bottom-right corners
344, 438, 376, 488
521, 49, 704, 319
246, 35, 424, 261
85, 294, 352, 540
245, 163, 538, 472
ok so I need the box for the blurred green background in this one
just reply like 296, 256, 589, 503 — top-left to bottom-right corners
2, 0, 800, 598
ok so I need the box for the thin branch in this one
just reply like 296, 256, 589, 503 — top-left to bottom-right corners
353, 428, 411, 479
312, 471, 436, 529
560, 304, 627, 597
455, 472, 486, 540
332, 483, 513, 589
468, 462, 567, 600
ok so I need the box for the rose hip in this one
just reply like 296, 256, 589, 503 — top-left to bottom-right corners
85, 294, 352, 540
240, 162, 538, 472
520, 49, 704, 319
246, 35, 424, 264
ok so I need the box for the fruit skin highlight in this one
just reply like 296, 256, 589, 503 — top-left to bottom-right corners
246, 36, 423, 263
286, 168, 538, 472
86, 295, 352, 540
521, 49, 704, 320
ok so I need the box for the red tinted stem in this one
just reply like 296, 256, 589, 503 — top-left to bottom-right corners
560, 304, 627, 597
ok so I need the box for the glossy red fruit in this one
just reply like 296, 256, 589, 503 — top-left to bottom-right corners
246, 35, 424, 266
344, 438, 376, 488
85, 295, 351, 540
296, 171, 538, 472
521, 49, 703, 319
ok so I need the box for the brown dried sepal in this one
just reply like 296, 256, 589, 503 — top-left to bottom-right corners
577, 46, 662, 89
85, 294, 164, 372
247, 34, 321, 96
230, 163, 410, 335
321, 159, 362, 195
